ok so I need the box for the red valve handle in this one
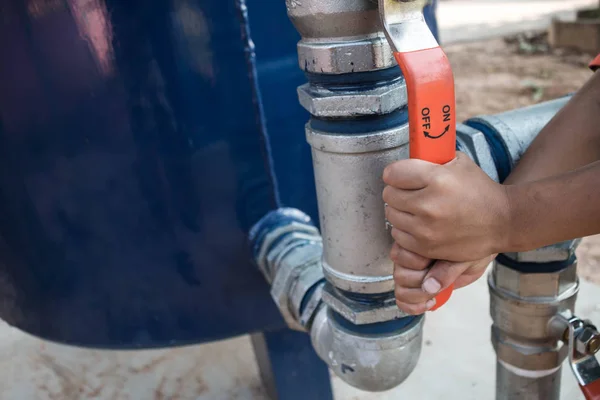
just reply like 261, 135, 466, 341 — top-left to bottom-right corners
582, 379, 600, 400
393, 47, 457, 310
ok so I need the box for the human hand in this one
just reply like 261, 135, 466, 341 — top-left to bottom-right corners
383, 152, 510, 262
390, 243, 495, 315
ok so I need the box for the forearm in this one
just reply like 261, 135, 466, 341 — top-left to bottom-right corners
505, 70, 600, 185
503, 160, 600, 252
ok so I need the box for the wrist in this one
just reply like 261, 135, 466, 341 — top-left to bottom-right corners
499, 182, 541, 253
490, 183, 516, 254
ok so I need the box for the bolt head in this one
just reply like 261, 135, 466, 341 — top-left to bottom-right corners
588, 336, 600, 354
576, 326, 600, 355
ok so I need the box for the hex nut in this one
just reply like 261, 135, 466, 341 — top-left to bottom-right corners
503, 239, 581, 264
576, 326, 600, 355
298, 79, 407, 118
493, 262, 578, 299
322, 283, 408, 325
297, 37, 395, 74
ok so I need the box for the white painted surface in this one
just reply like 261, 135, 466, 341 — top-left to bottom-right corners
438, 0, 598, 44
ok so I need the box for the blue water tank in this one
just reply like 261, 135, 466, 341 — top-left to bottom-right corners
0, 0, 438, 348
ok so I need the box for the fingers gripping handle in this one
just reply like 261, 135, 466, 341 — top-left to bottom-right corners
394, 47, 456, 310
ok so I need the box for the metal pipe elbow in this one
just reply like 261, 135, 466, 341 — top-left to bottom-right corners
251, 208, 425, 392
310, 305, 424, 392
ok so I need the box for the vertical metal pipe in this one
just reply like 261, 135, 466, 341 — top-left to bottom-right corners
489, 244, 579, 400
280, 0, 428, 391
496, 361, 561, 400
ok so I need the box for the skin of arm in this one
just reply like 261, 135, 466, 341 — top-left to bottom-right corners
387, 68, 600, 314
504, 68, 600, 185
507, 160, 600, 251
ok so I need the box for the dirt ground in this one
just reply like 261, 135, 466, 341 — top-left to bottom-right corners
447, 35, 600, 284
448, 35, 592, 120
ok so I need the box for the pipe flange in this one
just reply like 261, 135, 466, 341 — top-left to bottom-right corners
322, 283, 407, 325
298, 79, 407, 118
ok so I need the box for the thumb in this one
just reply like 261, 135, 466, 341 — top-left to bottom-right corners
421, 260, 470, 295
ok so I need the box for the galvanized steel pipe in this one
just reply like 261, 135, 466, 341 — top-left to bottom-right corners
496, 361, 562, 400
460, 95, 572, 182
285, 0, 426, 391
250, 94, 576, 393
490, 249, 579, 400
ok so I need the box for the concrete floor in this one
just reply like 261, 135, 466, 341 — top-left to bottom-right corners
1, 272, 597, 399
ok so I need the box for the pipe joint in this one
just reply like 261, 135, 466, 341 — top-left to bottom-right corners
490, 244, 581, 400
459, 95, 572, 183
250, 208, 325, 331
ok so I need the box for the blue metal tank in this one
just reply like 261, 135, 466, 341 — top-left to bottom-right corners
0, 0, 437, 397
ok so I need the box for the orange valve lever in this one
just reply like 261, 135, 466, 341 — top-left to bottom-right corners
379, 0, 456, 310
581, 379, 600, 400
395, 48, 456, 310
394, 49, 456, 164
